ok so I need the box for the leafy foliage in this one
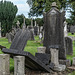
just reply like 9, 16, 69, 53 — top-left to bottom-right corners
0, 0, 18, 36
27, 0, 67, 17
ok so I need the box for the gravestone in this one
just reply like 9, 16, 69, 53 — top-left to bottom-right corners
34, 21, 38, 36
16, 20, 21, 32
0, 22, 1, 37
70, 26, 75, 34
43, 2, 66, 59
27, 18, 34, 40
65, 37, 73, 55
10, 23, 30, 51
64, 21, 68, 37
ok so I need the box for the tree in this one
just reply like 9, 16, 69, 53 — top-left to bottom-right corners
0, 0, 18, 36
27, 0, 67, 17
35, 18, 43, 26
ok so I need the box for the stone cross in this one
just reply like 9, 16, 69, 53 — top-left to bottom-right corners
16, 20, 20, 28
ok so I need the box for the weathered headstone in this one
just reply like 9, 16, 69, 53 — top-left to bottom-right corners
10, 24, 30, 51
43, 2, 66, 59
65, 37, 73, 55
34, 21, 38, 36
70, 26, 75, 34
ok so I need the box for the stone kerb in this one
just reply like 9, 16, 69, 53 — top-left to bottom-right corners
37, 47, 46, 53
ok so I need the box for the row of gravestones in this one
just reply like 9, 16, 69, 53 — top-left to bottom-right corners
0, 2, 74, 75
6, 20, 44, 43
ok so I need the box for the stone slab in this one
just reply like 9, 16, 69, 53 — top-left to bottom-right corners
54, 64, 66, 72
2, 48, 50, 72
59, 59, 71, 67
35, 53, 50, 65
72, 57, 75, 66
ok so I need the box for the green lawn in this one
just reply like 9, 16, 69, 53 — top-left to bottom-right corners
0, 36, 43, 72
0, 33, 75, 72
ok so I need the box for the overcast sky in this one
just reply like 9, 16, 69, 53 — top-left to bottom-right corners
0, 0, 71, 18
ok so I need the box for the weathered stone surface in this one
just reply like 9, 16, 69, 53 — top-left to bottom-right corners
65, 37, 73, 55
0, 54, 10, 75
54, 64, 66, 72
29, 29, 35, 40
34, 26, 38, 35
35, 53, 50, 65
59, 59, 71, 67
70, 26, 75, 34
10, 28, 30, 51
14, 56, 25, 75
72, 57, 75, 66
2, 48, 50, 72
37, 47, 46, 53
50, 48, 59, 66
43, 2, 66, 60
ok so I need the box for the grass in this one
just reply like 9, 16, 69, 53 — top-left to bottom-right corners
0, 36, 43, 72
0, 33, 75, 72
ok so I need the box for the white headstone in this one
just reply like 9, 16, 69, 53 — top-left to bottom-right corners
39, 33, 42, 39
64, 21, 68, 37
35, 21, 37, 26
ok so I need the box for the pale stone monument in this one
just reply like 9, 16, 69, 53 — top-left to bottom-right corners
64, 21, 68, 37
0, 54, 10, 75
14, 56, 25, 75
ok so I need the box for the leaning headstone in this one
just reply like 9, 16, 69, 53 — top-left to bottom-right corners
0, 54, 10, 75
14, 56, 25, 75
10, 24, 30, 51
43, 2, 66, 60
65, 37, 73, 55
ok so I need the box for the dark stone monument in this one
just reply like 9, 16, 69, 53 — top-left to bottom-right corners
34, 21, 38, 36
65, 37, 73, 55
43, 2, 66, 59
70, 26, 75, 34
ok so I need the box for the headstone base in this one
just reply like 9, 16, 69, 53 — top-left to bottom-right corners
59, 59, 71, 67
54, 64, 66, 72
